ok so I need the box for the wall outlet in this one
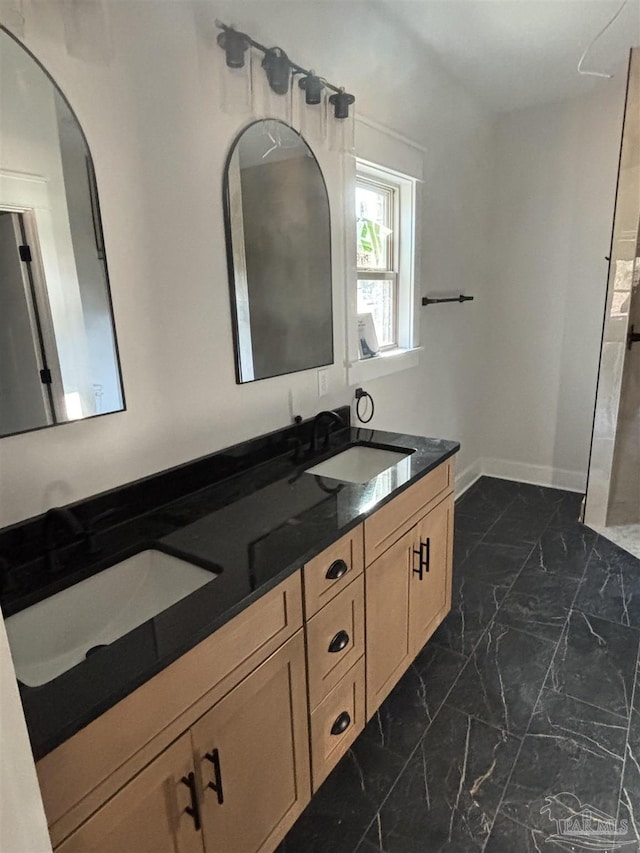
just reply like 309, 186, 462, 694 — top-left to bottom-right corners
317, 369, 329, 397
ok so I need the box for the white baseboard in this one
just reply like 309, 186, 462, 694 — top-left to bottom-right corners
454, 459, 483, 499
453, 456, 586, 496
480, 458, 587, 493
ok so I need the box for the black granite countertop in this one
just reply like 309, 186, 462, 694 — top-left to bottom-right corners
1, 416, 458, 759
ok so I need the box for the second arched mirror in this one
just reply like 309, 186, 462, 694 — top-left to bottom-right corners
223, 120, 333, 383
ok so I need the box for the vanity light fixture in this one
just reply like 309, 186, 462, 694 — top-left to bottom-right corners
262, 47, 291, 95
216, 27, 250, 68
329, 88, 355, 119
215, 21, 355, 118
299, 72, 325, 105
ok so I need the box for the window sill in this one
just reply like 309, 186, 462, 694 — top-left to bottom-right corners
347, 346, 423, 385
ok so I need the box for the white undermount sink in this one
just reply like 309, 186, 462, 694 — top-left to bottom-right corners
305, 444, 413, 484
5, 549, 218, 687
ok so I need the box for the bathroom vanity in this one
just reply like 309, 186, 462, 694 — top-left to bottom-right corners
0, 413, 457, 853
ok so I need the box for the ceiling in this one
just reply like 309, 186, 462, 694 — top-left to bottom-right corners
380, 0, 640, 113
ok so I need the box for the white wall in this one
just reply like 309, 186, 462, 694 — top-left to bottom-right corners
0, 0, 494, 528
482, 80, 627, 490
0, 605, 51, 853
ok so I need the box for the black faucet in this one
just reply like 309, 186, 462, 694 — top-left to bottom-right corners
44, 507, 86, 574
310, 410, 346, 454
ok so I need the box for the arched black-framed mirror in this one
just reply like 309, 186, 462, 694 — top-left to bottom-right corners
223, 119, 333, 383
0, 26, 124, 438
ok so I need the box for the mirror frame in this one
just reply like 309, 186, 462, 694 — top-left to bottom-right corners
0, 25, 126, 438
222, 119, 334, 384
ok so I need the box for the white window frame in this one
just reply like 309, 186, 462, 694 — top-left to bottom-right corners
348, 157, 419, 382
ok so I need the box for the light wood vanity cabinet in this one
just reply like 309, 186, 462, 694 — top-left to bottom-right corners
365, 461, 454, 717
409, 493, 454, 656
38, 457, 454, 853
39, 573, 310, 853
56, 733, 201, 853
191, 632, 310, 853
56, 634, 309, 853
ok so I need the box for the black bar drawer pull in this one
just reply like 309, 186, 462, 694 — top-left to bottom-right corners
412, 545, 423, 579
181, 772, 202, 830
326, 559, 348, 581
328, 630, 350, 653
205, 749, 224, 804
412, 539, 430, 579
330, 711, 351, 736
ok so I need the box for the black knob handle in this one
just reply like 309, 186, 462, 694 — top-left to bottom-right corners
330, 711, 351, 736
328, 630, 350, 653
205, 749, 224, 804
326, 559, 348, 581
181, 772, 202, 831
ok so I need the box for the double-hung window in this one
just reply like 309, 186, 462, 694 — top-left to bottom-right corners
356, 175, 399, 350
354, 159, 417, 365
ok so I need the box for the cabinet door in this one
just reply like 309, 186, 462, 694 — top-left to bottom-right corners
409, 493, 454, 655
56, 733, 203, 853
191, 631, 310, 853
365, 528, 413, 718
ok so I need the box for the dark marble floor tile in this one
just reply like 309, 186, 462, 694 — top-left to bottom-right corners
455, 531, 482, 566
522, 525, 596, 579
354, 832, 383, 853
496, 567, 579, 642
530, 688, 628, 762
575, 557, 640, 629
360, 643, 467, 761
501, 487, 566, 531
484, 813, 565, 852
282, 737, 404, 853
618, 709, 640, 838
432, 576, 501, 657
512, 483, 568, 507
454, 486, 508, 522
501, 732, 624, 835
455, 511, 501, 539
549, 610, 639, 719
446, 623, 555, 735
367, 705, 520, 852
547, 491, 584, 527
471, 477, 523, 503
591, 535, 640, 569
483, 510, 552, 547
456, 542, 530, 591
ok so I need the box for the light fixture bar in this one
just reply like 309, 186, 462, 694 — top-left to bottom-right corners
215, 20, 355, 117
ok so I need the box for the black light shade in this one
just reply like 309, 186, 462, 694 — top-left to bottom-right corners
329, 88, 355, 119
262, 48, 291, 95
216, 29, 250, 69
299, 73, 324, 105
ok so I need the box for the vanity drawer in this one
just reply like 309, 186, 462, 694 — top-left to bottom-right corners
310, 656, 365, 792
306, 574, 364, 710
364, 460, 453, 565
303, 525, 364, 617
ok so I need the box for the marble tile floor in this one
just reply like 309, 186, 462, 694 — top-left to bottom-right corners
590, 523, 640, 561
278, 476, 640, 853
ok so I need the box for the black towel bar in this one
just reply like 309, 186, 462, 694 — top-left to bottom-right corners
422, 294, 474, 306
